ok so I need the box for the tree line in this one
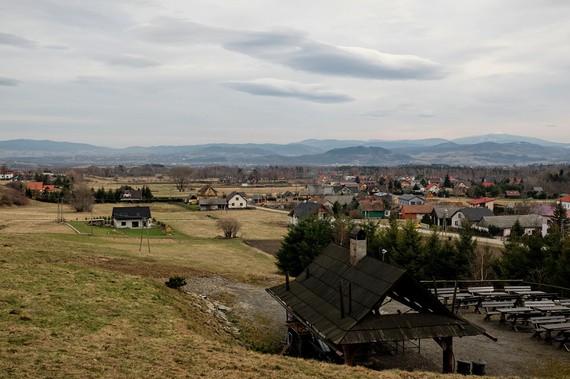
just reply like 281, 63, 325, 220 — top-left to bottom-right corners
276, 206, 570, 289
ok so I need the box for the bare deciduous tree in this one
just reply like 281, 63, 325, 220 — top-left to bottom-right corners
170, 167, 192, 192
217, 217, 241, 239
70, 184, 94, 212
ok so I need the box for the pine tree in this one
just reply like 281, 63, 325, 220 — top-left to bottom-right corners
276, 217, 333, 276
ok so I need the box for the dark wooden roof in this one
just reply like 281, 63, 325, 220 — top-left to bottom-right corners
112, 206, 151, 220
267, 243, 484, 346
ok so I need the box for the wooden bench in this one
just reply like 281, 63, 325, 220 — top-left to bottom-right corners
468, 286, 495, 294
524, 300, 556, 308
530, 316, 567, 338
480, 300, 516, 320
504, 285, 532, 293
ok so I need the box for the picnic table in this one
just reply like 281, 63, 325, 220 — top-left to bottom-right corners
497, 307, 540, 329
540, 322, 570, 343
533, 305, 570, 314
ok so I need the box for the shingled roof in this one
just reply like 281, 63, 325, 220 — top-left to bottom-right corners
267, 243, 484, 346
112, 206, 151, 220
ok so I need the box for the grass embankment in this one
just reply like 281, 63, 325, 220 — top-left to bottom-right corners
68, 221, 182, 238
0, 234, 449, 379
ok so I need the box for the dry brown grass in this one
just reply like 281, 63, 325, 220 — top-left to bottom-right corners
84, 175, 305, 198
0, 233, 465, 379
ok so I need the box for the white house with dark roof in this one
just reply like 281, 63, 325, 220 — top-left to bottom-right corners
398, 194, 425, 206
226, 191, 248, 209
112, 206, 152, 229
289, 201, 332, 225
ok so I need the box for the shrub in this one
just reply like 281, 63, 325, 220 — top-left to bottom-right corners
0, 187, 29, 207
165, 276, 187, 289
217, 217, 241, 238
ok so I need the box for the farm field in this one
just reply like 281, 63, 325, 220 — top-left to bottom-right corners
1, 200, 569, 378
84, 175, 306, 198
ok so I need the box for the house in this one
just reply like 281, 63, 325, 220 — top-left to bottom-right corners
289, 201, 332, 225
323, 195, 354, 209
560, 196, 570, 211
112, 206, 152, 229
306, 184, 335, 196
186, 193, 198, 204
26, 181, 56, 193
468, 197, 495, 211
266, 230, 485, 371
431, 206, 461, 227
359, 199, 385, 219
198, 198, 228, 211
197, 184, 218, 197
249, 194, 266, 205
425, 183, 440, 194
505, 190, 521, 198
120, 188, 142, 201
227, 191, 248, 209
400, 204, 434, 221
531, 204, 555, 219
398, 194, 425, 206
0, 172, 14, 180
478, 214, 548, 237
481, 181, 495, 188
450, 207, 494, 228
532, 186, 544, 193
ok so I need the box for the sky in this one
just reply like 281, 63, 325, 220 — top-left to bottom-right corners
0, 0, 569, 147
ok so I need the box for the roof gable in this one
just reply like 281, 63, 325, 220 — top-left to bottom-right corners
267, 243, 483, 345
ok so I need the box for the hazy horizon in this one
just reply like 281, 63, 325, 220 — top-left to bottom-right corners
1, 1, 570, 147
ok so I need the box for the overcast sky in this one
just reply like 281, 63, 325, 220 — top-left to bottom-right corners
1, 0, 569, 147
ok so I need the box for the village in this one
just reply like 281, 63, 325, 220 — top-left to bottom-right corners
1, 164, 569, 377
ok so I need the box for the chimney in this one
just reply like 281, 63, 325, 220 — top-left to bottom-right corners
349, 227, 367, 265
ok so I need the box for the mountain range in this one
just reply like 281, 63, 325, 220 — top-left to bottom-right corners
1, 134, 569, 167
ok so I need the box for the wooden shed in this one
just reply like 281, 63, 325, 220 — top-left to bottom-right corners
266, 231, 486, 372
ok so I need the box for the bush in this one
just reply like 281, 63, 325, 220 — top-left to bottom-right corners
217, 217, 241, 238
165, 276, 187, 289
0, 187, 29, 207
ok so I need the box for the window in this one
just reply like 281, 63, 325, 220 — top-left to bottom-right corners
231, 202, 235, 206
240, 203, 243, 206
121, 221, 126, 226
132, 221, 139, 228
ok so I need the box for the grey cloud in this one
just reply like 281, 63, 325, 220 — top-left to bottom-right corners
0, 77, 20, 86
106, 55, 160, 68
223, 78, 353, 103
138, 19, 444, 80
0, 32, 36, 48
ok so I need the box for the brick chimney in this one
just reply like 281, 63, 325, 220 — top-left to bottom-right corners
349, 227, 367, 265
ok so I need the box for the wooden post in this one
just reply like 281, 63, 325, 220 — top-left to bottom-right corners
285, 271, 290, 291
339, 282, 345, 318
451, 281, 458, 314
342, 344, 355, 366
442, 336, 453, 373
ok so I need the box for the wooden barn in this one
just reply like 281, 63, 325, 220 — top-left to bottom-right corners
266, 229, 486, 372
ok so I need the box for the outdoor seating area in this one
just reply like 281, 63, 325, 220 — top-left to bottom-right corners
429, 282, 570, 352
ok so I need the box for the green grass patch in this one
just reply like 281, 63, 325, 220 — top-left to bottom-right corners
69, 221, 185, 239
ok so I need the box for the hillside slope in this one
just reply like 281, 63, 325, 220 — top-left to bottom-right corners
0, 233, 456, 379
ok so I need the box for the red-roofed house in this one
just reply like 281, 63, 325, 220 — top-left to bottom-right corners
400, 204, 434, 221
481, 181, 495, 188
26, 182, 56, 193
469, 197, 495, 211
560, 196, 570, 211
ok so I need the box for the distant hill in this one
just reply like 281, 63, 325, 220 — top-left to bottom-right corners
288, 146, 413, 166
1, 135, 570, 167
451, 133, 570, 147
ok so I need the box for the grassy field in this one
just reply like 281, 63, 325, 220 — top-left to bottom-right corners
0, 197, 454, 378
2, 233, 443, 379
84, 176, 306, 198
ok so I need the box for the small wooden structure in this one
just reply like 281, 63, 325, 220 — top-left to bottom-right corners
267, 230, 486, 372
